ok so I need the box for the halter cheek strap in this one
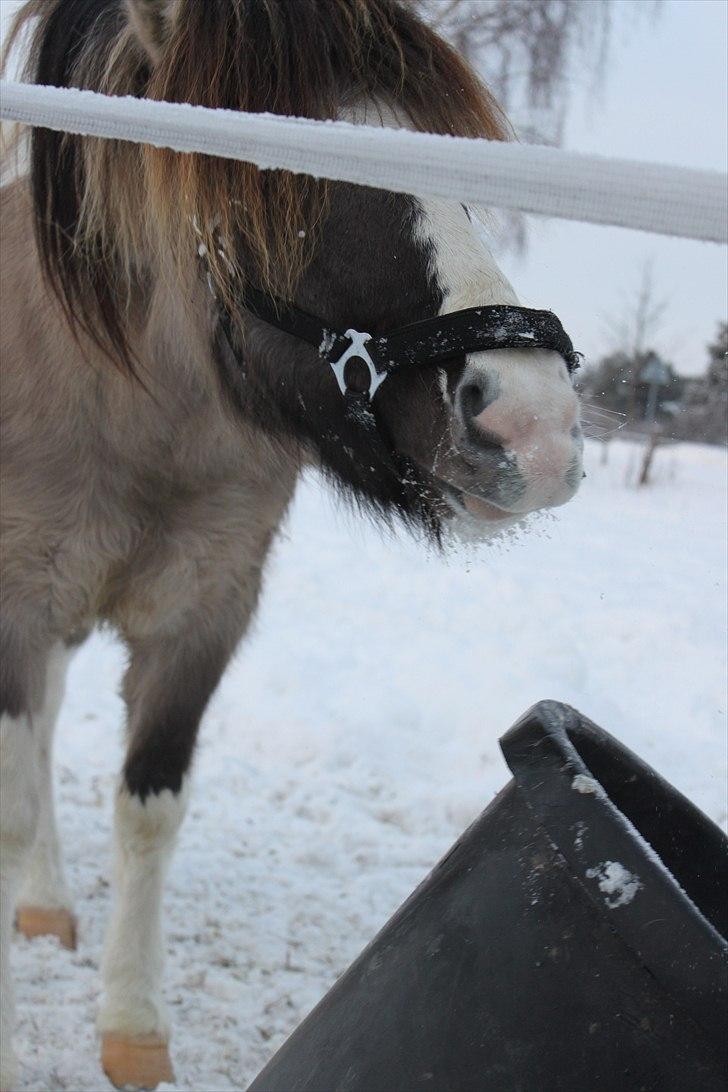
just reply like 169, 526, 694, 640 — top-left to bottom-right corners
234, 285, 581, 402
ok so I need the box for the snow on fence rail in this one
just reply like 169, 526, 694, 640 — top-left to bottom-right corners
1, 79, 726, 245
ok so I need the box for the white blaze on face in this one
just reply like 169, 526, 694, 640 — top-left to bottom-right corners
414, 198, 582, 516
413, 198, 520, 312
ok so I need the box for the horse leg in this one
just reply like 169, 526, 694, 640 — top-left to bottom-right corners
0, 720, 38, 1092
0, 630, 51, 1092
98, 619, 243, 1090
16, 645, 76, 950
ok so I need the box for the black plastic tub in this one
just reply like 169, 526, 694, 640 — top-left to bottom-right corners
248, 701, 728, 1092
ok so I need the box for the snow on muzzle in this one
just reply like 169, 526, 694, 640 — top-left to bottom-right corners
450, 348, 583, 518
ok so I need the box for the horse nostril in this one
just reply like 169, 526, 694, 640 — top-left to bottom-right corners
457, 377, 503, 454
458, 380, 488, 420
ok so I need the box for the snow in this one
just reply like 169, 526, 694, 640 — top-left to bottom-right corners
573, 821, 588, 851
318, 330, 336, 355
572, 774, 603, 796
10, 438, 727, 1091
585, 861, 642, 909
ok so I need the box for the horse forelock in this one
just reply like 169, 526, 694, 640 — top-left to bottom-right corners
3, 0, 510, 375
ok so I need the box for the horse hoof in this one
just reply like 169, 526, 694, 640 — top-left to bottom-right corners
101, 1034, 174, 1090
15, 905, 77, 950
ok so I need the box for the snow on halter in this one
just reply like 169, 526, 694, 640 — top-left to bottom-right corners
213, 281, 582, 404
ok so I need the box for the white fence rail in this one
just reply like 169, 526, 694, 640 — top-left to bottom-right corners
1, 79, 726, 245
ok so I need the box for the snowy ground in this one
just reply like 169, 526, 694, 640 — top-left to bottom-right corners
11, 438, 727, 1091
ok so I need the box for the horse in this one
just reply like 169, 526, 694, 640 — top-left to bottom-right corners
0, 1, 583, 1088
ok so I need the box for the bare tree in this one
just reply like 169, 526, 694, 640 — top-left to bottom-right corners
614, 261, 669, 359
608, 259, 670, 421
415, 1, 661, 251
416, 0, 661, 146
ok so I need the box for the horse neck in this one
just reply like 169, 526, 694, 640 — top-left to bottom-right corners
1, 180, 270, 484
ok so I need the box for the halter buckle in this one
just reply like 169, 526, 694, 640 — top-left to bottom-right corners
329, 330, 386, 400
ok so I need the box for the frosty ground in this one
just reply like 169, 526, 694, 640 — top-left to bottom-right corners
12, 438, 727, 1091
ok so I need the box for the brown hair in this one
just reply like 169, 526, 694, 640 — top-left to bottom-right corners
3, 0, 510, 371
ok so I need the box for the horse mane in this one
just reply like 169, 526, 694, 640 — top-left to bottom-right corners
2, 0, 510, 373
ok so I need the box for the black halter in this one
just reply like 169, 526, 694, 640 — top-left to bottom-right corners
220, 284, 580, 403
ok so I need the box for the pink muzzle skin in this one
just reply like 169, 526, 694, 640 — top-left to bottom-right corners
468, 399, 581, 515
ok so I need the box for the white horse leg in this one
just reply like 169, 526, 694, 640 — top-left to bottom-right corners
99, 783, 187, 1090
16, 645, 76, 949
98, 614, 250, 1088
98, 557, 268, 1090
0, 713, 40, 1092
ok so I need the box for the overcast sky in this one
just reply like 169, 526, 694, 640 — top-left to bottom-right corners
499, 0, 727, 375
1, 0, 725, 375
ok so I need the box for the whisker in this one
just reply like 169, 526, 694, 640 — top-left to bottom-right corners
580, 403, 627, 441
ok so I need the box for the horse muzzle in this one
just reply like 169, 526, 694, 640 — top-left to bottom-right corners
442, 351, 584, 521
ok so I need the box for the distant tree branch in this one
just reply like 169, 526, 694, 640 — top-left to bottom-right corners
415, 1, 661, 250
416, 1, 662, 146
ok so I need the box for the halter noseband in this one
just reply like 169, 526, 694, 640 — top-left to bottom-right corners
223, 284, 581, 403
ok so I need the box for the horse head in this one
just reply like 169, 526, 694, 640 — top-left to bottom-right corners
26, 0, 583, 539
